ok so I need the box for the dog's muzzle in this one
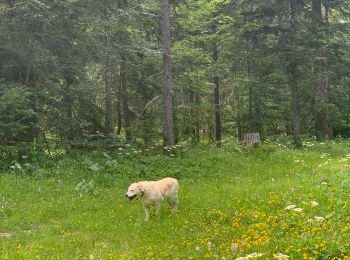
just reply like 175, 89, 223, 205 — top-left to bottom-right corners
126, 194, 137, 201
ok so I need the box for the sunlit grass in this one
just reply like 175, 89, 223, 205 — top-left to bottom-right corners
1, 140, 350, 258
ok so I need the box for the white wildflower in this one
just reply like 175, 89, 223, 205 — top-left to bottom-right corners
195, 246, 200, 252
315, 216, 325, 222
231, 242, 239, 252
207, 241, 213, 250
310, 201, 319, 207
273, 253, 289, 259
285, 205, 296, 210
235, 252, 264, 259
293, 208, 303, 213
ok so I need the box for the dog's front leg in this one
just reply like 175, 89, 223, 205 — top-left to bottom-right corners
144, 205, 150, 221
155, 203, 161, 215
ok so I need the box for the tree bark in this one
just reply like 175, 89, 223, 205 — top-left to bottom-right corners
161, 0, 175, 147
289, 0, 302, 147
212, 42, 221, 147
246, 39, 254, 132
104, 56, 113, 134
116, 67, 122, 135
120, 57, 131, 141
104, 6, 113, 134
312, 0, 330, 140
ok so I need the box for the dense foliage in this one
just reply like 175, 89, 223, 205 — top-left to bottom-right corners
1, 0, 350, 156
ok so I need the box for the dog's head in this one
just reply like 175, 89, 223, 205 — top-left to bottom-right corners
125, 183, 144, 201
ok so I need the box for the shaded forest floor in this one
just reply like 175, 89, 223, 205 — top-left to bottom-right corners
1, 140, 350, 259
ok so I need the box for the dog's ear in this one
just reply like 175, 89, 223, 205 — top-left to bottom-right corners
137, 185, 145, 192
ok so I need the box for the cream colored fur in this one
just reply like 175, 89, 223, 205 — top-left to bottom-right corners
125, 177, 179, 221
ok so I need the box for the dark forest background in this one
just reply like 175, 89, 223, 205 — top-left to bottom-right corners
1, 0, 350, 158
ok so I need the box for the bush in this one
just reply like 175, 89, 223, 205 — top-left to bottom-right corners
0, 83, 36, 158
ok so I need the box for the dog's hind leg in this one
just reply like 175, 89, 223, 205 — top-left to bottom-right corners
144, 205, 150, 221
172, 198, 178, 212
168, 197, 178, 212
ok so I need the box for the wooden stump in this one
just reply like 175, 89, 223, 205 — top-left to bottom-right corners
243, 133, 261, 147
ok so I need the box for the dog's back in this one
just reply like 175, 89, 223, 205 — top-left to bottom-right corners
156, 177, 179, 198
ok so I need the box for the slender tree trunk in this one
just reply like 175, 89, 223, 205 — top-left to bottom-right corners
63, 75, 74, 137
120, 57, 131, 141
233, 87, 241, 141
25, 63, 31, 85
116, 67, 122, 135
104, 56, 113, 134
312, 0, 330, 140
291, 79, 302, 145
116, 0, 129, 136
138, 71, 150, 148
347, 87, 350, 128
246, 40, 254, 132
195, 93, 200, 142
188, 90, 197, 143
212, 43, 221, 147
161, 0, 175, 147
104, 6, 113, 134
289, 0, 302, 147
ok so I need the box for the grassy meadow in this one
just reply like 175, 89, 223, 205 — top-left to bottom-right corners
1, 140, 350, 259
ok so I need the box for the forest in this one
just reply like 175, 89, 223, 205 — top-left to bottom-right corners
1, 0, 350, 155
2, 1, 350, 259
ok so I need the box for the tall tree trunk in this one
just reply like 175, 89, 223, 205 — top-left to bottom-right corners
63, 75, 74, 138
246, 40, 254, 132
233, 86, 241, 141
120, 57, 131, 141
291, 79, 302, 146
138, 71, 150, 148
347, 87, 350, 128
212, 43, 221, 147
117, 0, 131, 140
104, 56, 113, 134
116, 67, 122, 135
289, 0, 302, 147
104, 6, 113, 134
161, 0, 175, 147
194, 93, 200, 143
25, 63, 31, 85
312, 0, 330, 140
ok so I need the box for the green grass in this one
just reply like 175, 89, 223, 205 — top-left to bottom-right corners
1, 141, 350, 259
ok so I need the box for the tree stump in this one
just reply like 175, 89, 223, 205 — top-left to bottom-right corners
243, 133, 261, 147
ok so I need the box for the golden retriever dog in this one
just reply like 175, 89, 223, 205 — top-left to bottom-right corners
125, 177, 179, 221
